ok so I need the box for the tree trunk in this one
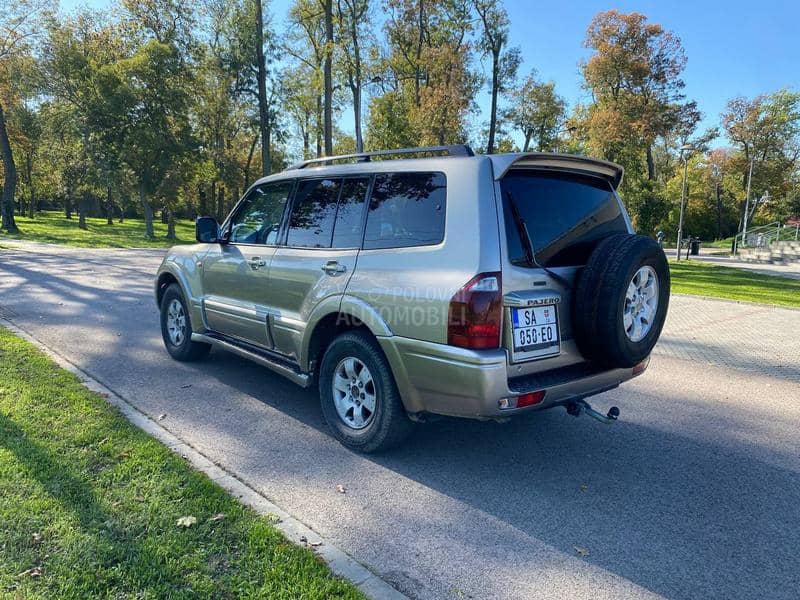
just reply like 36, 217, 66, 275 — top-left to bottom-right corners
78, 191, 88, 230
198, 183, 208, 216
523, 130, 532, 152
316, 95, 323, 157
715, 182, 722, 239
255, 0, 271, 176
26, 153, 35, 218
487, 49, 500, 155
323, 0, 333, 156
646, 145, 656, 180
161, 209, 169, 224
139, 182, 155, 238
244, 133, 258, 189
216, 186, 224, 222
65, 184, 73, 219
0, 101, 19, 233
166, 208, 176, 240
106, 184, 113, 225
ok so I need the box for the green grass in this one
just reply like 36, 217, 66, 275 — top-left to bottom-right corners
0, 211, 196, 248
0, 327, 363, 599
669, 260, 800, 308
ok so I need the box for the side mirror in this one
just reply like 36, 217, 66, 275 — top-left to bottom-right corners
195, 216, 220, 243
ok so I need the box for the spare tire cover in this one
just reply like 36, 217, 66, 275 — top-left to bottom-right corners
572, 233, 670, 368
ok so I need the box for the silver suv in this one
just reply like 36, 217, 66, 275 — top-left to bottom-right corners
155, 146, 669, 452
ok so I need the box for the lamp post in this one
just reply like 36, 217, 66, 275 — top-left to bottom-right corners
741, 157, 755, 246
675, 144, 693, 261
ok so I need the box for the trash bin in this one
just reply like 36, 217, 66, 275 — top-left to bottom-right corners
690, 238, 701, 256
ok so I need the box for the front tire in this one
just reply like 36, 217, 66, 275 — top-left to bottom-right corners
160, 283, 211, 361
319, 331, 413, 453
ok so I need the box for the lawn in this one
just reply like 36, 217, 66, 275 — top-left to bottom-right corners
0, 211, 196, 248
0, 327, 363, 599
669, 260, 800, 308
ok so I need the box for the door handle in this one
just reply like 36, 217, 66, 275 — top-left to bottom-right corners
321, 261, 347, 275
248, 257, 267, 270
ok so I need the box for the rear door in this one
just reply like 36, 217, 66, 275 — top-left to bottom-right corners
201, 180, 293, 348
498, 169, 630, 371
265, 176, 370, 361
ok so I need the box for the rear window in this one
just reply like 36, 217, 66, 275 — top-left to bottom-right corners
500, 170, 628, 267
363, 172, 446, 249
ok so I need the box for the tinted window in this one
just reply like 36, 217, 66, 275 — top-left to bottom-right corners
332, 178, 369, 248
501, 170, 628, 267
229, 181, 292, 244
287, 178, 341, 248
364, 172, 446, 249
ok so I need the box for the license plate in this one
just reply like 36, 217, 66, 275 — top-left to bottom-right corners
511, 305, 560, 360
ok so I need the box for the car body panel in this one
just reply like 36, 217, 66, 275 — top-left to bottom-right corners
155, 150, 644, 421
201, 243, 277, 347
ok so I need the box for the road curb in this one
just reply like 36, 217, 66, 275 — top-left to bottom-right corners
1, 318, 408, 600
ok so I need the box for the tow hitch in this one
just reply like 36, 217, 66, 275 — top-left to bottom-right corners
566, 399, 620, 424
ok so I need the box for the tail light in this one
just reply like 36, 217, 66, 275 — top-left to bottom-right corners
447, 272, 503, 349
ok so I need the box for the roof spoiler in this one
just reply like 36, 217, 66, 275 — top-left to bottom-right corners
491, 153, 624, 189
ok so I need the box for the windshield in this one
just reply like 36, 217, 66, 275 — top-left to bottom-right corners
500, 170, 628, 268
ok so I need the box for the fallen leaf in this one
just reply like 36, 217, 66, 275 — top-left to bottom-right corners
18, 566, 42, 578
264, 513, 281, 524
574, 546, 590, 557
31, 533, 42, 544
134, 495, 146, 502
181, 384, 192, 389
176, 516, 197, 528
336, 484, 346, 494
309, 540, 322, 547
580, 484, 588, 492
299, 535, 308, 544
208, 513, 225, 523
158, 413, 167, 420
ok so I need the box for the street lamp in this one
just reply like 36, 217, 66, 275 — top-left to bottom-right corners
675, 143, 694, 261
739, 157, 755, 251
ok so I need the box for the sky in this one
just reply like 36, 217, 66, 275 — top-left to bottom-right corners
60, 0, 799, 148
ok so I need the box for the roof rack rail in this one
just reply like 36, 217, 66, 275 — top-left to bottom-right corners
287, 144, 474, 170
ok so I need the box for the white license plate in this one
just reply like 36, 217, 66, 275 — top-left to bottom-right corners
511, 305, 560, 360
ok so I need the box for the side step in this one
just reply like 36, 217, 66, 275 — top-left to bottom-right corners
192, 331, 311, 388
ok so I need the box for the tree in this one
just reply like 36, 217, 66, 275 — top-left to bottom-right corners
255, 0, 271, 174
509, 71, 566, 152
335, 0, 373, 153
472, 0, 520, 154
722, 90, 800, 227
582, 11, 688, 178
372, 0, 478, 148
1, 0, 50, 233
322, 0, 333, 155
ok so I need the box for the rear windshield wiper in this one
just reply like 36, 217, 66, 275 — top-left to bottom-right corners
506, 190, 535, 267
506, 190, 573, 290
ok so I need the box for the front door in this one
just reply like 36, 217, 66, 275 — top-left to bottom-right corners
201, 180, 294, 348
266, 176, 370, 360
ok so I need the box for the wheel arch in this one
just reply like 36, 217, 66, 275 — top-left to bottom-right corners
302, 296, 393, 375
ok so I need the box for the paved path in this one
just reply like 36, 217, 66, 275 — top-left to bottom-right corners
688, 254, 800, 280
1, 240, 799, 600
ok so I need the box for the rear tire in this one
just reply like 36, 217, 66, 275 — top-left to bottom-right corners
319, 331, 413, 453
160, 284, 211, 362
573, 234, 670, 368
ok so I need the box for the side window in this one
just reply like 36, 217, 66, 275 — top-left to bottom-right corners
228, 181, 292, 245
331, 177, 369, 248
363, 172, 446, 250
286, 178, 341, 248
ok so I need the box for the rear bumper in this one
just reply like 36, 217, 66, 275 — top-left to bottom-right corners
377, 335, 643, 419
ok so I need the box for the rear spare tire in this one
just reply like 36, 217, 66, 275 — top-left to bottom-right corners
573, 233, 669, 368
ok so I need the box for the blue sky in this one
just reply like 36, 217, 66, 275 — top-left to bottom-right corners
61, 0, 799, 147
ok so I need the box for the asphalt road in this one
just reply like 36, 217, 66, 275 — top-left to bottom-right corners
1, 241, 799, 600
